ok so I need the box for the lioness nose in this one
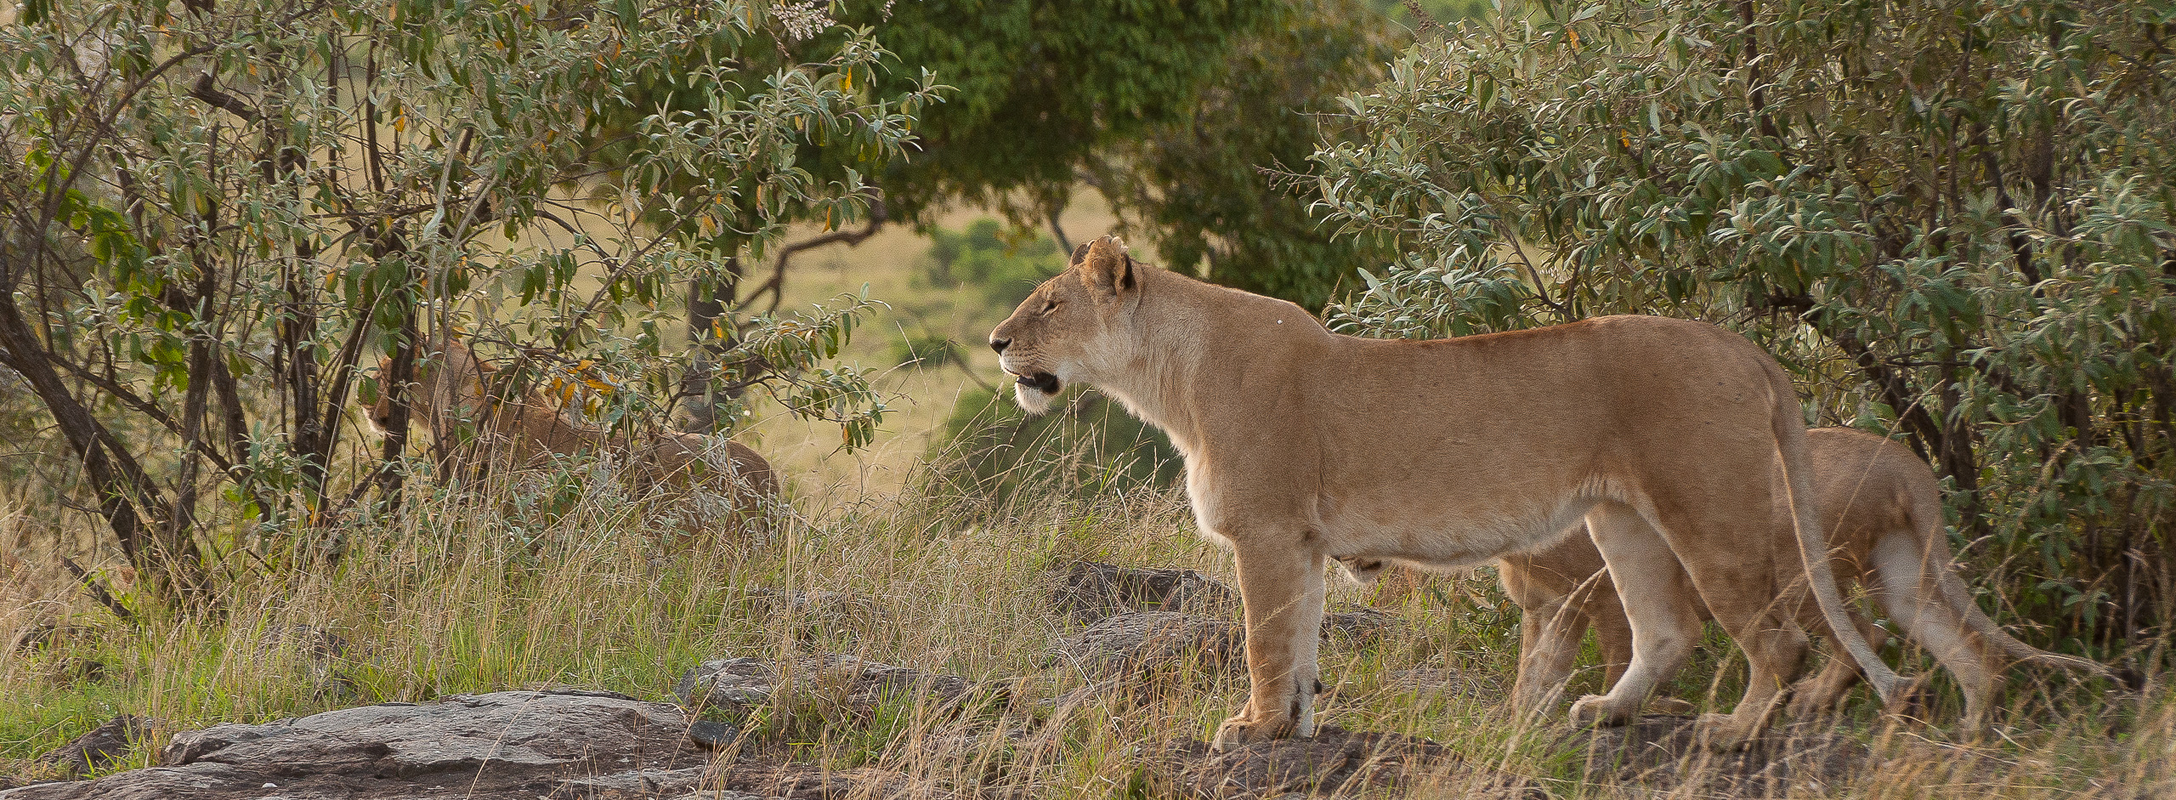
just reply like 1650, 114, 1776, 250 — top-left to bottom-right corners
989, 337, 1010, 354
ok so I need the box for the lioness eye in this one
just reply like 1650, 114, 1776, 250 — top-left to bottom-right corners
1041, 299, 1058, 314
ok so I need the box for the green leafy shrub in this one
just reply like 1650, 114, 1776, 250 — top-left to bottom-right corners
1312, 0, 2176, 655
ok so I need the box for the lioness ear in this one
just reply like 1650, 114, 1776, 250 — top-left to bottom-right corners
1080, 235, 1135, 298
1069, 241, 1091, 266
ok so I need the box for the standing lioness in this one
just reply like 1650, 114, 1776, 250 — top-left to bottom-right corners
991, 237, 1900, 749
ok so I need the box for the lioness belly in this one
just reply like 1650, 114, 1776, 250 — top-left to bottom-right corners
1319, 493, 1602, 573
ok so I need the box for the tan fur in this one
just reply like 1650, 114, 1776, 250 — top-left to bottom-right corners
1497, 427, 2120, 730
989, 236, 1899, 750
367, 339, 778, 529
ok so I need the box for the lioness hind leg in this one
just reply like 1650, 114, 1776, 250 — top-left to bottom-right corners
1213, 542, 1328, 751
1569, 503, 1700, 728
1583, 577, 1706, 715
1508, 591, 1591, 718
1787, 609, 1890, 718
1870, 532, 2004, 732
1642, 503, 1810, 747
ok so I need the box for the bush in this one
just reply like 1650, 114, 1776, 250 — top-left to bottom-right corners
1312, 0, 2176, 654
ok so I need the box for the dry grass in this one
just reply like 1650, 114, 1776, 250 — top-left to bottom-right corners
3, 211, 2170, 798
3, 446, 2170, 797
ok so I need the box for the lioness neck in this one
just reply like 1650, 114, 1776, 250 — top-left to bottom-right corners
1094, 266, 1333, 454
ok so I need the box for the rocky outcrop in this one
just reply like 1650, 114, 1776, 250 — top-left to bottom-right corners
1047, 606, 1397, 680
0, 690, 706, 800
35, 715, 145, 778
1048, 611, 1246, 678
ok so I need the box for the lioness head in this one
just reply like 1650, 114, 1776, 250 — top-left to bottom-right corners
988, 235, 1141, 414
367, 339, 492, 436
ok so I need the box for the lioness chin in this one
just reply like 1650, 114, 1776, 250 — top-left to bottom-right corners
990, 236, 1899, 751
1491, 427, 2121, 731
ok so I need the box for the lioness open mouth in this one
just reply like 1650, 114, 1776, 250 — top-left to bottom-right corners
1017, 371, 1061, 394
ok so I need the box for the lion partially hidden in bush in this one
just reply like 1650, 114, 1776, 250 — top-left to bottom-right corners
1483, 426, 2121, 731
989, 235, 1899, 749
368, 338, 777, 535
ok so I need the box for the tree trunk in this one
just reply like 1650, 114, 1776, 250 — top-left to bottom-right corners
680, 258, 743, 432
0, 287, 208, 604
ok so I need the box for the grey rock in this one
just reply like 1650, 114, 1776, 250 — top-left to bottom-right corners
1050, 562, 1240, 625
674, 655, 982, 719
0, 690, 704, 800
167, 690, 682, 776
0, 765, 261, 800
686, 720, 739, 750
1047, 611, 1244, 678
36, 715, 144, 777
549, 766, 708, 797
674, 657, 780, 711
711, 758, 943, 800
1146, 726, 1539, 799
1320, 607, 1395, 646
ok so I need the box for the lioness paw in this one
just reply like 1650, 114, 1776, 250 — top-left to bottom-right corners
1568, 695, 1636, 728
1211, 713, 1299, 751
1693, 713, 1762, 751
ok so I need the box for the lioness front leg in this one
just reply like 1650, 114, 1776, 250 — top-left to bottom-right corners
1509, 595, 1590, 718
1212, 542, 1328, 751
1570, 504, 1701, 727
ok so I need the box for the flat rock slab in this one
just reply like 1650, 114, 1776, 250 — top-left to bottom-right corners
1147, 726, 1539, 799
0, 690, 709, 800
1571, 715, 1875, 796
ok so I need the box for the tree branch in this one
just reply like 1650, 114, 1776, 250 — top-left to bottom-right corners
189, 73, 260, 123
740, 199, 889, 315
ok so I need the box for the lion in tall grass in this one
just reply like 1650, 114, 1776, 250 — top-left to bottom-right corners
367, 338, 777, 534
